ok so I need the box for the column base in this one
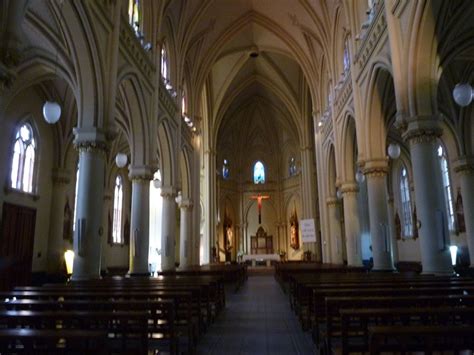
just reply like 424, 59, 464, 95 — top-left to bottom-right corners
126, 272, 151, 277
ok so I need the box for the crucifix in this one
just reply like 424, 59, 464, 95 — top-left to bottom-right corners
249, 193, 270, 224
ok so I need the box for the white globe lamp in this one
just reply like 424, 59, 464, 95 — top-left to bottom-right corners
115, 153, 128, 168
42, 101, 61, 124
387, 143, 401, 160
453, 83, 473, 107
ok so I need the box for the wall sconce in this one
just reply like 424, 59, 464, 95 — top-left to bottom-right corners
453, 83, 473, 107
449, 245, 458, 266
64, 249, 75, 275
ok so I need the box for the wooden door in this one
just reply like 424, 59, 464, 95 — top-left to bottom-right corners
0, 202, 36, 288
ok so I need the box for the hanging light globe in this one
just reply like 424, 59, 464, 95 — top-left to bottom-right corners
42, 101, 61, 124
387, 143, 401, 159
152, 178, 161, 189
115, 153, 128, 168
355, 169, 365, 183
452, 83, 473, 107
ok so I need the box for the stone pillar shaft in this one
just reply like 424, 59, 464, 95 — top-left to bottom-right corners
47, 169, 70, 274
161, 186, 177, 271
128, 168, 152, 275
71, 142, 106, 280
454, 157, 474, 267
364, 163, 394, 271
178, 198, 193, 268
326, 197, 343, 264
341, 183, 363, 266
405, 124, 451, 274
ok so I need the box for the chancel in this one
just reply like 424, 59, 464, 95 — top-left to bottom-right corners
0, 0, 474, 354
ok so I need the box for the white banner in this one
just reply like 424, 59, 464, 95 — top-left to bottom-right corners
301, 218, 316, 243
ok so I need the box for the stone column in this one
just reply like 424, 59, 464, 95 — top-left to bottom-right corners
47, 168, 70, 274
404, 121, 451, 273
71, 139, 107, 281
128, 166, 153, 276
300, 146, 318, 258
340, 182, 363, 266
100, 193, 112, 274
364, 161, 394, 271
161, 186, 177, 271
326, 197, 344, 264
178, 197, 193, 268
454, 157, 474, 267
387, 196, 399, 264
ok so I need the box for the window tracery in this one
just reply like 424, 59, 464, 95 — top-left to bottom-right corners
10, 123, 37, 193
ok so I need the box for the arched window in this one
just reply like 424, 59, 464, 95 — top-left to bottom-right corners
10, 122, 37, 193
253, 161, 265, 184
222, 159, 229, 180
399, 166, 413, 237
289, 157, 297, 177
181, 95, 187, 116
343, 37, 350, 73
161, 45, 169, 81
113, 175, 124, 244
438, 145, 455, 230
73, 161, 80, 232
128, 0, 140, 33
149, 170, 163, 273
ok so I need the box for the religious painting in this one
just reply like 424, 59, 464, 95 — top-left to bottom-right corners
456, 189, 466, 234
290, 207, 299, 250
63, 198, 72, 242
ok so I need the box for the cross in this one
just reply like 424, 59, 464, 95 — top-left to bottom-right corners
250, 194, 270, 224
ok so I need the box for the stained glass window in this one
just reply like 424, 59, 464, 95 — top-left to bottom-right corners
113, 175, 124, 244
289, 157, 297, 177
222, 159, 229, 179
253, 161, 265, 184
128, 0, 140, 33
343, 37, 350, 73
10, 123, 36, 193
399, 166, 413, 237
161, 46, 168, 81
438, 145, 455, 230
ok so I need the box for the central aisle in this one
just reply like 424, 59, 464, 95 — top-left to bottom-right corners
196, 275, 314, 355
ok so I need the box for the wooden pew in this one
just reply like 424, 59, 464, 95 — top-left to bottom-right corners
368, 325, 474, 354
341, 306, 474, 354
0, 328, 107, 354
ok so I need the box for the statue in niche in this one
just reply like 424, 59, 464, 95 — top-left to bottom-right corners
107, 211, 113, 245
123, 216, 130, 245
290, 207, 299, 250
63, 198, 72, 243
412, 206, 419, 240
394, 212, 401, 241
456, 189, 466, 234
223, 213, 233, 262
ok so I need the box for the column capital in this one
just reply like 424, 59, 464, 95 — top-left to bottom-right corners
73, 127, 110, 154
178, 198, 193, 210
128, 165, 154, 182
160, 185, 178, 199
402, 115, 443, 145
51, 168, 70, 185
362, 158, 389, 177
454, 156, 474, 176
326, 197, 339, 206
340, 182, 359, 195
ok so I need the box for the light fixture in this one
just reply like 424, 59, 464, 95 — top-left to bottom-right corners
336, 188, 343, 200
449, 245, 458, 266
115, 153, 128, 168
355, 169, 365, 183
318, 121, 323, 127
387, 143, 401, 159
153, 178, 161, 189
64, 249, 74, 275
452, 83, 473, 107
43, 101, 61, 124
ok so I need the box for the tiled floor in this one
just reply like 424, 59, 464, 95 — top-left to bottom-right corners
196, 275, 315, 355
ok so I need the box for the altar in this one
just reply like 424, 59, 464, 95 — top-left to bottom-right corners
242, 253, 280, 267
